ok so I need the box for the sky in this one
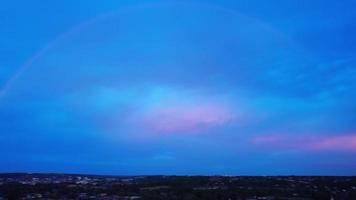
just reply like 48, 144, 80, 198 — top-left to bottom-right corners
0, 0, 356, 175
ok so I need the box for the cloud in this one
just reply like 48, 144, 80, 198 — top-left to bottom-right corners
252, 134, 356, 152
123, 85, 237, 135
139, 101, 235, 134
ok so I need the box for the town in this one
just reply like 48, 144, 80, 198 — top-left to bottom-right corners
0, 173, 355, 199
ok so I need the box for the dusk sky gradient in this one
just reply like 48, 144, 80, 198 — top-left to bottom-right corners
1, 0, 356, 175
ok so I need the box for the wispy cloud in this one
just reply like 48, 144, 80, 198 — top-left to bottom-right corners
140, 101, 235, 134
130, 86, 237, 134
252, 134, 356, 152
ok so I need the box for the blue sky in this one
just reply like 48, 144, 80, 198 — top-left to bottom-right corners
0, 0, 356, 175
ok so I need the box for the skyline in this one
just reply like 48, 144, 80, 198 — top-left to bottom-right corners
0, 0, 356, 175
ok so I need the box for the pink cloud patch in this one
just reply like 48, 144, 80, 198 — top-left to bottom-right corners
140, 103, 235, 134
252, 134, 356, 152
311, 135, 356, 151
